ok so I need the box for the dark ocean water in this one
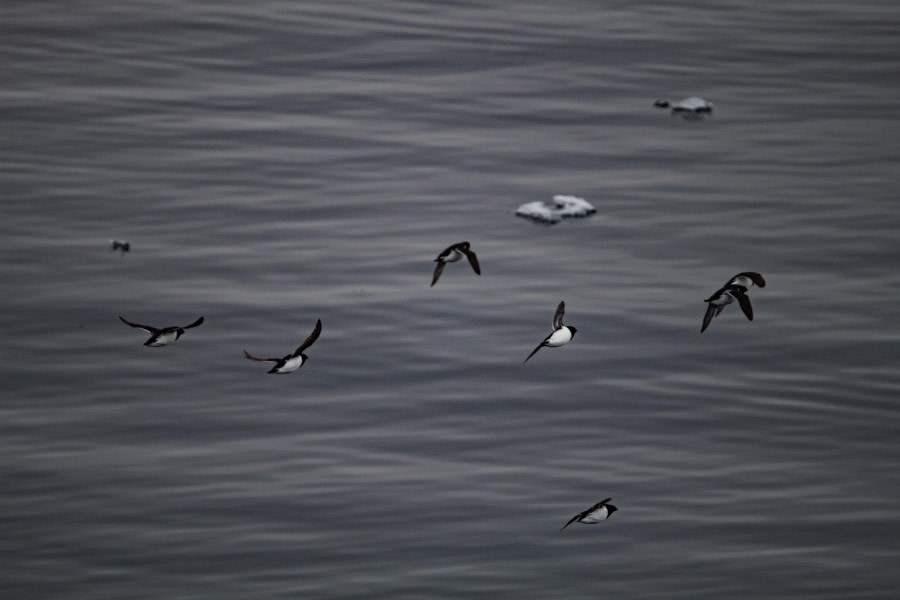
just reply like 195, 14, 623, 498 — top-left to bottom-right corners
2, 1, 899, 598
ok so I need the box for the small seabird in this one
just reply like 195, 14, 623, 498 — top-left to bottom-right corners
561, 498, 618, 531
111, 239, 130, 252
119, 315, 204, 346
726, 271, 766, 289
243, 319, 322, 374
701, 284, 753, 333
523, 301, 577, 363
701, 272, 766, 332
431, 241, 481, 286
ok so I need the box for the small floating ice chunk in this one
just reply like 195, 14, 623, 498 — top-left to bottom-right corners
549, 195, 596, 218
655, 96, 713, 114
516, 195, 596, 224
671, 96, 712, 113
516, 201, 561, 223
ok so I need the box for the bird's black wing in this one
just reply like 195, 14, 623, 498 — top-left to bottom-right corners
460, 245, 481, 275
553, 301, 565, 330
523, 342, 545, 363
293, 319, 322, 356
561, 507, 591, 531
700, 303, 718, 333
734, 290, 754, 321
119, 316, 160, 334
182, 316, 204, 330
243, 350, 280, 363
431, 261, 446, 287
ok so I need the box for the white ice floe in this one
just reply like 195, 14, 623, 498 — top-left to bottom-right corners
671, 96, 712, 113
515, 195, 596, 224
654, 96, 713, 115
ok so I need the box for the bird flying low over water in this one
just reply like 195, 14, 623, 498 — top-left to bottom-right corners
701, 272, 766, 333
244, 319, 322, 374
701, 285, 753, 333
524, 301, 577, 363
110, 239, 130, 252
119, 315, 204, 347
431, 241, 480, 286
561, 498, 617, 530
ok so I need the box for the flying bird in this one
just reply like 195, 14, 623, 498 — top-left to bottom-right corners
701, 284, 753, 333
700, 271, 766, 333
561, 498, 618, 531
431, 241, 480, 286
119, 315, 204, 346
524, 301, 577, 363
244, 319, 322, 374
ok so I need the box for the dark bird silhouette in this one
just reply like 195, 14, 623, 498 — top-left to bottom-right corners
524, 301, 577, 363
119, 316, 204, 346
244, 319, 322, 374
431, 241, 480, 286
561, 498, 618, 531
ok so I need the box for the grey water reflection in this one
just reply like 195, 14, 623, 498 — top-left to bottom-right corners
2, 1, 899, 598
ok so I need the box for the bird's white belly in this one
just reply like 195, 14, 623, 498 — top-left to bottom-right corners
444, 250, 463, 263
545, 328, 572, 347
148, 332, 178, 346
709, 294, 735, 307
275, 356, 305, 373
581, 508, 608, 523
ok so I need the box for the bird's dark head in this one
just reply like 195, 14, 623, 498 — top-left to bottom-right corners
568, 326, 578, 336
606, 504, 617, 515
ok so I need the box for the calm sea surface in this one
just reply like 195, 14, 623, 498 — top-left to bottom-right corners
2, 1, 899, 598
